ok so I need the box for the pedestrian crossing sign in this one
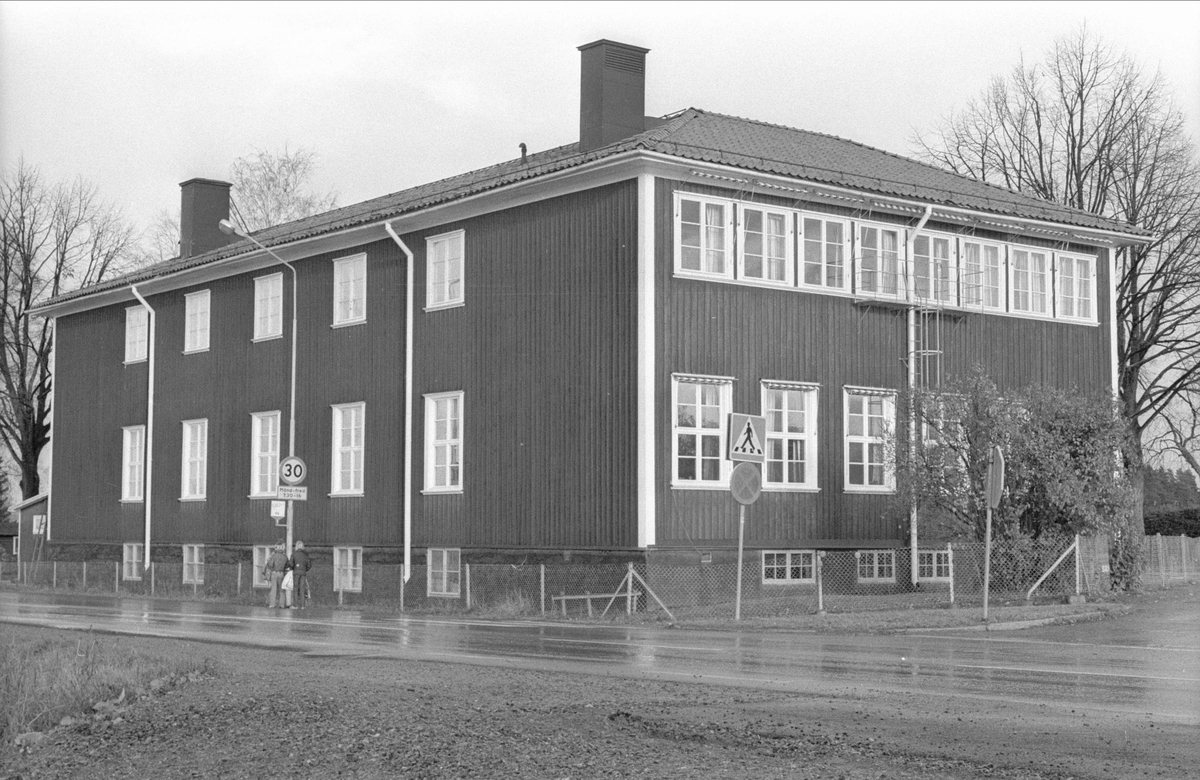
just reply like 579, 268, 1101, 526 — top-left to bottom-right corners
728, 413, 767, 464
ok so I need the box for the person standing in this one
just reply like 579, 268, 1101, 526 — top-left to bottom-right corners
263, 543, 289, 609
289, 541, 312, 609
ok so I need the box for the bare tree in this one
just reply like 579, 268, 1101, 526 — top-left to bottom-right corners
1, 160, 138, 498
913, 27, 1200, 587
229, 146, 338, 231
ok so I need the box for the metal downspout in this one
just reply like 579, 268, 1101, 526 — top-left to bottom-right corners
384, 222, 415, 583
130, 286, 155, 571
906, 205, 933, 586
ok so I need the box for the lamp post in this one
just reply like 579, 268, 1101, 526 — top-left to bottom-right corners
219, 219, 299, 557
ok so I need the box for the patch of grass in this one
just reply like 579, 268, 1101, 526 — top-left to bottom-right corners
0, 627, 213, 747
479, 589, 536, 618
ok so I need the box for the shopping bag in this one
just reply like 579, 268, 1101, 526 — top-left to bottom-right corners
282, 571, 294, 590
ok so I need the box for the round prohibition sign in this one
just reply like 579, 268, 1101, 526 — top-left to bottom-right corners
730, 462, 762, 505
279, 456, 307, 486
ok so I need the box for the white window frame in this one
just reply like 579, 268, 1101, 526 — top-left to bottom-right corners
961, 239, 1006, 312
918, 549, 953, 581
855, 222, 904, 300
760, 381, 819, 491
331, 402, 365, 496
180, 418, 208, 500
427, 548, 462, 597
911, 233, 957, 306
182, 544, 205, 585
254, 273, 283, 341
1055, 252, 1096, 323
424, 392, 463, 493
426, 230, 465, 310
122, 542, 143, 581
762, 550, 816, 584
843, 388, 895, 493
124, 306, 149, 363
121, 425, 145, 502
333, 253, 367, 326
674, 194, 735, 280
672, 374, 734, 488
857, 550, 896, 582
1009, 247, 1050, 316
334, 546, 363, 592
738, 205, 794, 286
252, 545, 271, 589
250, 411, 281, 498
799, 213, 850, 293
184, 290, 211, 353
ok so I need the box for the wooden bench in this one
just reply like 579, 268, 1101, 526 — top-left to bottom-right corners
551, 589, 643, 618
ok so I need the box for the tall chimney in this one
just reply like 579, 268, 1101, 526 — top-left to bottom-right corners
179, 178, 234, 259
578, 39, 649, 153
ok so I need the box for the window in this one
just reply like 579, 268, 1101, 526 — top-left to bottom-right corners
334, 546, 363, 592
857, 550, 896, 582
856, 224, 902, 298
252, 545, 271, 589
254, 273, 283, 340
184, 290, 210, 352
912, 234, 956, 305
181, 419, 208, 500
739, 206, 792, 284
424, 392, 463, 492
122, 543, 143, 581
844, 389, 895, 491
426, 230, 464, 308
675, 195, 733, 279
918, 549, 952, 581
182, 544, 205, 585
761, 382, 818, 490
1057, 253, 1095, 321
762, 550, 815, 584
1010, 248, 1050, 315
121, 426, 145, 501
250, 411, 280, 497
961, 240, 1005, 311
124, 306, 149, 363
331, 403, 365, 495
672, 375, 732, 487
800, 215, 848, 291
333, 254, 367, 326
428, 548, 461, 597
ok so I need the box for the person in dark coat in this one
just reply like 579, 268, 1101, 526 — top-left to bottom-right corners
263, 543, 289, 609
289, 541, 312, 609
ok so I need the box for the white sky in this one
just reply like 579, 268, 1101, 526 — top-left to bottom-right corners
2, 1, 1198, 237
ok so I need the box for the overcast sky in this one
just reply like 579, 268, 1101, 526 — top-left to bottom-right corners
2, 1, 1198, 238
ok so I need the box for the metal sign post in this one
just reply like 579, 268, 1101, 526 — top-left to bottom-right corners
983, 446, 1005, 622
278, 457, 307, 553
730, 461, 762, 621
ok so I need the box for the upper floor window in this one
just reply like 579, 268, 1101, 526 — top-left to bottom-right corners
761, 382, 818, 490
331, 402, 365, 495
254, 273, 283, 340
250, 411, 280, 498
912, 234, 956, 305
427, 230, 464, 309
184, 290, 211, 352
856, 224, 902, 299
121, 425, 145, 502
844, 388, 895, 492
333, 254, 367, 326
124, 306, 149, 363
424, 392, 463, 493
672, 374, 732, 488
739, 206, 792, 285
1056, 252, 1095, 322
801, 215, 849, 292
675, 195, 733, 280
1010, 248, 1050, 315
962, 240, 1005, 311
181, 419, 208, 500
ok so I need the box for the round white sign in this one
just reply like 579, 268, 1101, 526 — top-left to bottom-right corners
279, 456, 307, 486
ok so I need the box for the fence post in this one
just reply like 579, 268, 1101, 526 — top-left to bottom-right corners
53, 561, 57, 589
816, 551, 826, 615
1157, 534, 1165, 587
83, 561, 88, 590
464, 563, 471, 610
399, 565, 405, 613
627, 562, 634, 615
151, 561, 156, 596
540, 564, 546, 616
115, 561, 119, 593
1183, 535, 1189, 581
947, 542, 955, 606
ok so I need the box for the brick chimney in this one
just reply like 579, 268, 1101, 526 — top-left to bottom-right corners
578, 39, 649, 153
179, 178, 234, 259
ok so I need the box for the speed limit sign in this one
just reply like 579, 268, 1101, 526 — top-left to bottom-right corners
279, 456, 307, 486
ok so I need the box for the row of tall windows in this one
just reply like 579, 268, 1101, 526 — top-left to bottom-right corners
674, 194, 1097, 323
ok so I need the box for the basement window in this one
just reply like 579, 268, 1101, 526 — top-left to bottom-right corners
428, 548, 461, 597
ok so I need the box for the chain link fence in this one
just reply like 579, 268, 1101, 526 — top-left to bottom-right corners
3, 533, 1196, 620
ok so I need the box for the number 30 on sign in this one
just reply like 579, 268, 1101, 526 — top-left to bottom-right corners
279, 456, 307, 486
